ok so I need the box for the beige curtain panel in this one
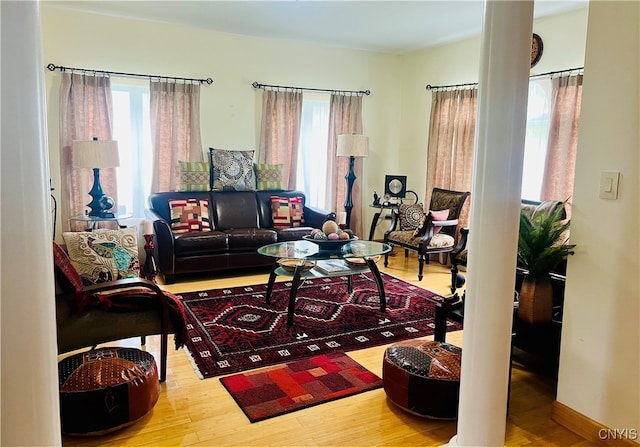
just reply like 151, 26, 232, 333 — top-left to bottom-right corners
150, 81, 203, 193
541, 74, 583, 217
59, 73, 116, 231
257, 90, 303, 189
425, 88, 477, 231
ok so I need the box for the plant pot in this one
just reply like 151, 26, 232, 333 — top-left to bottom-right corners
518, 275, 553, 324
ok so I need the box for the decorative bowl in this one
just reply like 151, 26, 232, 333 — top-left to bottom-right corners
344, 255, 381, 266
277, 259, 316, 273
302, 235, 358, 251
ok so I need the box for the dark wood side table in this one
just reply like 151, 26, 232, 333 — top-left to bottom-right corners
434, 302, 464, 342
368, 203, 398, 240
435, 300, 516, 414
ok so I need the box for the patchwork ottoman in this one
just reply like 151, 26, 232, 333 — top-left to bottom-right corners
383, 340, 462, 419
58, 347, 160, 435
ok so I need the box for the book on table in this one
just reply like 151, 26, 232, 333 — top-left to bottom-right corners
314, 259, 353, 275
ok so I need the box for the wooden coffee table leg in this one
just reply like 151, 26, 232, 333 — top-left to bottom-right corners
287, 266, 304, 326
366, 259, 386, 312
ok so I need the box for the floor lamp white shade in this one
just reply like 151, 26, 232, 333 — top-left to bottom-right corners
337, 134, 369, 158
337, 134, 369, 229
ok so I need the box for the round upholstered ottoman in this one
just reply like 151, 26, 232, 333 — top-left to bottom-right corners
383, 340, 462, 419
58, 347, 160, 435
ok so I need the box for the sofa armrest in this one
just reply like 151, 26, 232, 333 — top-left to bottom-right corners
145, 209, 175, 278
304, 205, 336, 229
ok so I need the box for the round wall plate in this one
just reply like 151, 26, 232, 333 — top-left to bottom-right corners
531, 33, 543, 68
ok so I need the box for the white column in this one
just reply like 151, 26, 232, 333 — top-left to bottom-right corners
1, 1, 62, 446
448, 1, 533, 446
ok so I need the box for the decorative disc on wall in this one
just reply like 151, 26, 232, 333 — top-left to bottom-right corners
531, 33, 543, 68
384, 175, 407, 198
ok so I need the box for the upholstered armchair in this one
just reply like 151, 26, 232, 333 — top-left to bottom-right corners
53, 241, 187, 382
384, 188, 470, 281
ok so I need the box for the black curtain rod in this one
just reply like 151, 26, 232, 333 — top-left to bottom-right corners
425, 66, 584, 91
46, 63, 213, 85
252, 81, 370, 96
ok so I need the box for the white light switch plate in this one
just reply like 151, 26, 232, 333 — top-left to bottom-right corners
599, 171, 620, 200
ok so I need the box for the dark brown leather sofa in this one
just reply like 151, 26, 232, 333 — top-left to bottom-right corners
147, 190, 335, 283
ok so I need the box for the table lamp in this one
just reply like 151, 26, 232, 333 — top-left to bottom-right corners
72, 137, 120, 217
337, 134, 369, 229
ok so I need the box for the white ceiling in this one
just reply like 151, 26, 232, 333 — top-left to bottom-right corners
47, 0, 588, 54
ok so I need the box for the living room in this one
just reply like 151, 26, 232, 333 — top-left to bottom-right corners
1, 1, 638, 446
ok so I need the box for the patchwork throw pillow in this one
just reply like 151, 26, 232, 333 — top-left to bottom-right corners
414, 209, 450, 237
399, 203, 425, 231
178, 161, 210, 191
169, 198, 211, 234
62, 227, 140, 286
210, 148, 256, 191
255, 163, 284, 190
271, 196, 304, 229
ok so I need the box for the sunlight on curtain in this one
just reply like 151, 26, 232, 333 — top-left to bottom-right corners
522, 78, 553, 201
112, 84, 152, 217
296, 93, 330, 208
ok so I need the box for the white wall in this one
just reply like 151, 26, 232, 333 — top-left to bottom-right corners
557, 0, 639, 434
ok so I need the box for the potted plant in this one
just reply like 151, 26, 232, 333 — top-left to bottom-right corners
517, 203, 576, 324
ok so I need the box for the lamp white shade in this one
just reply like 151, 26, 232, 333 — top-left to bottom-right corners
72, 139, 120, 168
337, 134, 369, 158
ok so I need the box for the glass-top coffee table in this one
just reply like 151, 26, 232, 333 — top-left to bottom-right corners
258, 239, 392, 326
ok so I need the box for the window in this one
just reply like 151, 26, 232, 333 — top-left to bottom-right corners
522, 78, 553, 201
296, 93, 330, 208
111, 83, 152, 218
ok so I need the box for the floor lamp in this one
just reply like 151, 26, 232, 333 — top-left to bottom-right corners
72, 137, 120, 217
337, 134, 369, 229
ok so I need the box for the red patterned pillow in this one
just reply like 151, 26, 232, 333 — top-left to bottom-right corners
271, 196, 304, 229
169, 198, 211, 234
52, 241, 83, 294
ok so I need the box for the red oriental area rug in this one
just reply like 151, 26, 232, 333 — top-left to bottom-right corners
179, 272, 460, 379
220, 351, 382, 423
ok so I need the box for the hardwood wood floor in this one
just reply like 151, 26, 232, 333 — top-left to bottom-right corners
60, 251, 597, 446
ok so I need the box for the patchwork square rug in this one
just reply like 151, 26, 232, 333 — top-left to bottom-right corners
219, 351, 382, 422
